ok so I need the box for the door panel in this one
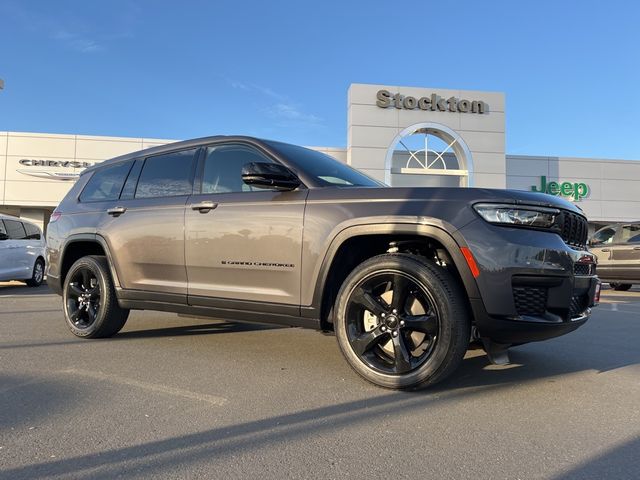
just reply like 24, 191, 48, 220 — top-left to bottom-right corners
101, 196, 190, 294
99, 149, 197, 295
2, 220, 30, 279
609, 225, 640, 281
185, 190, 307, 305
610, 245, 640, 280
185, 142, 306, 306
591, 245, 613, 277
0, 221, 15, 280
75, 150, 197, 296
0, 239, 23, 280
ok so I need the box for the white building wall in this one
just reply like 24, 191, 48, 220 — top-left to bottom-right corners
347, 83, 506, 187
506, 155, 640, 223
0, 131, 174, 209
306, 146, 347, 163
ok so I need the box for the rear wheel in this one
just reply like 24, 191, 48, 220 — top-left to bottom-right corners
63, 255, 129, 338
26, 258, 45, 287
610, 283, 632, 291
334, 254, 470, 389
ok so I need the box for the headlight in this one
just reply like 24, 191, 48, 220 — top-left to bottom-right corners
473, 203, 559, 228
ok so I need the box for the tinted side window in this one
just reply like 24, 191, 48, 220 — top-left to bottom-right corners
590, 227, 616, 245
24, 223, 42, 240
266, 140, 382, 187
80, 161, 134, 203
621, 225, 640, 243
135, 149, 197, 199
202, 145, 274, 194
4, 220, 27, 240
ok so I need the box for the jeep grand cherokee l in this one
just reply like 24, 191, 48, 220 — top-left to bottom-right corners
46, 136, 600, 389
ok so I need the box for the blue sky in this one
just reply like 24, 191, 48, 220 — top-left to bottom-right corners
0, 0, 639, 159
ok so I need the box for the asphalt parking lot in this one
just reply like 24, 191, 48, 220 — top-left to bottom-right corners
0, 283, 638, 479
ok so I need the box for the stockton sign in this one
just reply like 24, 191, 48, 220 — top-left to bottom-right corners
531, 176, 589, 201
376, 89, 488, 114
17, 158, 96, 180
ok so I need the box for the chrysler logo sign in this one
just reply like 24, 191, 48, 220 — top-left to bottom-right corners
19, 159, 94, 168
17, 158, 96, 181
376, 89, 488, 114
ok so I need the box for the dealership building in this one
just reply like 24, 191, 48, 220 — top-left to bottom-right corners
1, 83, 639, 233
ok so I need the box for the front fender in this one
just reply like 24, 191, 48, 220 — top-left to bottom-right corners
306, 219, 482, 314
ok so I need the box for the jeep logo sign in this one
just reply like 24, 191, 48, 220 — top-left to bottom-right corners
531, 176, 589, 201
376, 89, 488, 114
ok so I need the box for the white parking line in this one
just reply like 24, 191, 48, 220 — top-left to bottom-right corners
58, 368, 228, 406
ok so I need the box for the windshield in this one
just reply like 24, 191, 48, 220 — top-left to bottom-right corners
266, 141, 384, 187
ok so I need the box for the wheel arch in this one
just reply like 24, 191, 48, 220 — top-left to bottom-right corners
59, 234, 121, 289
311, 223, 480, 329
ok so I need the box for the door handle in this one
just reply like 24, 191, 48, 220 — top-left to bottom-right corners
191, 201, 218, 213
107, 206, 127, 217
633, 246, 640, 250
601, 248, 610, 252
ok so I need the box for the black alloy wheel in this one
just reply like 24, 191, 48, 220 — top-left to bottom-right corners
66, 267, 101, 330
345, 270, 440, 375
334, 254, 470, 389
63, 256, 129, 338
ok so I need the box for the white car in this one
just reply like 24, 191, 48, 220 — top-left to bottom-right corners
0, 213, 46, 287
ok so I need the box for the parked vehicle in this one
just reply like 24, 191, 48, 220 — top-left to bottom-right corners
589, 222, 640, 291
0, 213, 46, 287
46, 136, 600, 389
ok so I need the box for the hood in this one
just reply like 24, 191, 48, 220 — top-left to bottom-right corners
352, 186, 585, 216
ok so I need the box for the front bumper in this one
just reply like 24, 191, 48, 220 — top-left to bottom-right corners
469, 276, 599, 344
459, 219, 599, 345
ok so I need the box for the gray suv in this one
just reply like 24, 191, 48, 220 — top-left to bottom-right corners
589, 222, 640, 291
46, 136, 600, 389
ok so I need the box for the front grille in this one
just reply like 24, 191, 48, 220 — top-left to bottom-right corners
558, 212, 588, 249
569, 295, 589, 318
513, 286, 548, 316
574, 263, 596, 276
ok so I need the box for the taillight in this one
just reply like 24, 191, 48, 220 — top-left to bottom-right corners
50, 211, 61, 223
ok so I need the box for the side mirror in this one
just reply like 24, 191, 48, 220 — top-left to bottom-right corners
0, 233, 8, 241
242, 162, 300, 191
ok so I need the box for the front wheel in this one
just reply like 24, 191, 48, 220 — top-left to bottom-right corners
334, 254, 470, 389
63, 255, 129, 338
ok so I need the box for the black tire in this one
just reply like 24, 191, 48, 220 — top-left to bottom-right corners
334, 254, 470, 389
26, 258, 45, 287
62, 255, 129, 338
611, 283, 632, 291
